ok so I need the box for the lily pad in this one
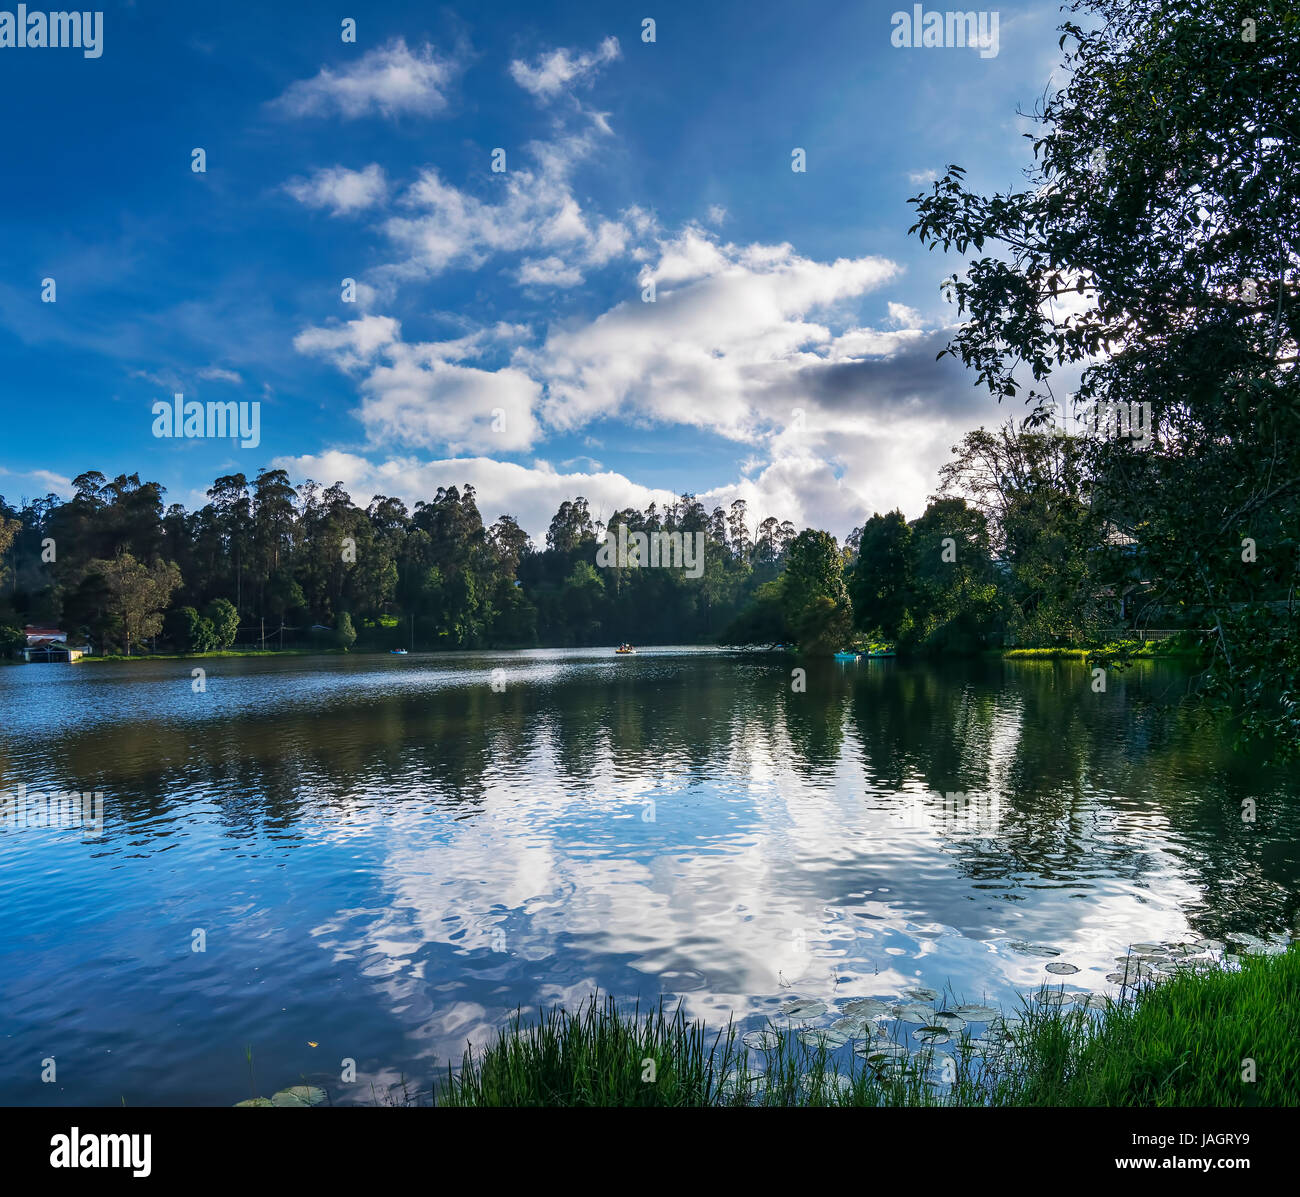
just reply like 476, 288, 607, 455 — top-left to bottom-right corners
902, 986, 940, 1001
742, 1029, 781, 1051
920, 1051, 956, 1077
798, 1028, 850, 1049
952, 1003, 1001, 1021
270, 1085, 326, 1108
890, 1002, 936, 1023
831, 1015, 878, 1037
1007, 941, 1062, 958
234, 1097, 274, 1107
1045, 962, 1080, 975
779, 998, 827, 1019
913, 1025, 951, 1045
842, 998, 891, 1019
855, 1041, 908, 1063
717, 1070, 755, 1101
799, 1071, 853, 1099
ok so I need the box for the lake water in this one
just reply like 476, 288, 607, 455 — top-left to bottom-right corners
1, 648, 1297, 1104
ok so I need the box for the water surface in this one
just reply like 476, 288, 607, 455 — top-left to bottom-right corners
1, 649, 1296, 1104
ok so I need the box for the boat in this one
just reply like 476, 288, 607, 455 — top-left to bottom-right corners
390, 648, 408, 655
833, 651, 858, 661
615, 644, 637, 655
862, 648, 896, 658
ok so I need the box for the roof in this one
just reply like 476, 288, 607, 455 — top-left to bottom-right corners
24, 626, 67, 642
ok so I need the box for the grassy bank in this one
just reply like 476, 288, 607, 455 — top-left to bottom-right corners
434, 949, 1298, 1107
82, 648, 341, 662
1001, 639, 1207, 662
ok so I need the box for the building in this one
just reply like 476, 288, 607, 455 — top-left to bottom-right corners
17, 626, 85, 663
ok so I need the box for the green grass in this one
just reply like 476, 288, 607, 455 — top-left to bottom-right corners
991, 949, 1300, 1106
1002, 638, 1207, 661
433, 949, 1299, 1107
83, 648, 345, 662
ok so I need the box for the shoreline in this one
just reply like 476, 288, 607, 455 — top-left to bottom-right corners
426, 947, 1296, 1108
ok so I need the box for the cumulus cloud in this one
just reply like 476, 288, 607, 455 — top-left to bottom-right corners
294, 316, 541, 454
271, 39, 462, 120
509, 36, 621, 100
293, 224, 990, 537
286, 164, 388, 215
270, 451, 680, 542
376, 134, 640, 286
887, 301, 922, 327
523, 231, 903, 437
517, 256, 584, 287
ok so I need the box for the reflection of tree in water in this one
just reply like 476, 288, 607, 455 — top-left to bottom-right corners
20, 654, 1300, 945
844, 659, 1300, 941
779, 660, 850, 775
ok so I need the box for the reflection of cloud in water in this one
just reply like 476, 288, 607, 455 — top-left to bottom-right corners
309, 691, 1212, 1066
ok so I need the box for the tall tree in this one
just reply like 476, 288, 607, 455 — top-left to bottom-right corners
848, 511, 913, 640
910, 0, 1300, 748
781, 529, 853, 655
87, 553, 182, 655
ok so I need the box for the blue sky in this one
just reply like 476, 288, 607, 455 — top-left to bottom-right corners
0, 0, 1069, 540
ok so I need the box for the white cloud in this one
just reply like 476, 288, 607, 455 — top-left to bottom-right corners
517, 256, 584, 288
376, 135, 639, 285
887, 301, 922, 328
907, 169, 939, 185
286, 164, 388, 215
0, 467, 73, 498
294, 316, 541, 454
291, 224, 994, 537
525, 231, 902, 438
270, 451, 680, 541
197, 366, 243, 384
271, 39, 461, 120
294, 314, 402, 372
509, 36, 621, 101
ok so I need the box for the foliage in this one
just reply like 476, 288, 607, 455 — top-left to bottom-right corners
909, 0, 1300, 748
165, 606, 219, 653
781, 530, 854, 655
203, 597, 239, 649
1, 476, 795, 655
335, 611, 357, 651
436, 949, 1300, 1107
848, 511, 912, 640
83, 552, 181, 655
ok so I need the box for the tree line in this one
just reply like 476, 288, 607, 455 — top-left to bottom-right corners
0, 471, 802, 655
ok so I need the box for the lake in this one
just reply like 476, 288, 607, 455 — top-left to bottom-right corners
1, 648, 1296, 1104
